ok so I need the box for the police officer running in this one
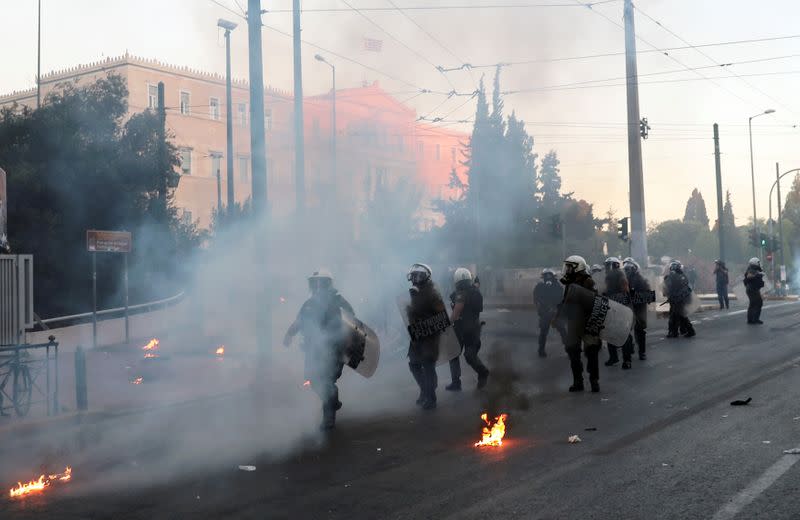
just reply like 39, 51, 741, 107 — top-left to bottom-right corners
663, 261, 696, 338
283, 269, 354, 430
623, 257, 651, 361
603, 257, 635, 369
744, 257, 765, 324
533, 268, 566, 358
405, 263, 447, 410
560, 255, 602, 393
446, 267, 490, 391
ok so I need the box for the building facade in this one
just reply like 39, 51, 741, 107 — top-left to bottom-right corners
0, 54, 467, 230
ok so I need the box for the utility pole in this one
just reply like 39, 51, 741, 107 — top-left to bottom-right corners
713, 123, 725, 262
331, 66, 337, 192
218, 19, 238, 211
776, 163, 786, 288
292, 0, 306, 215
623, 0, 648, 264
37, 0, 41, 108
247, 0, 271, 358
157, 82, 167, 219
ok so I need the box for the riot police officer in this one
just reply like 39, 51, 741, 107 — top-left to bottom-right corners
283, 269, 354, 430
623, 257, 651, 361
533, 268, 566, 358
405, 263, 446, 410
560, 255, 602, 393
446, 267, 490, 391
603, 257, 635, 369
663, 261, 695, 338
744, 257, 765, 324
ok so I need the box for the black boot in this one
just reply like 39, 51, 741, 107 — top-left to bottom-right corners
445, 380, 462, 392
538, 349, 547, 358
477, 370, 489, 389
569, 379, 585, 392
621, 360, 632, 370
590, 379, 600, 393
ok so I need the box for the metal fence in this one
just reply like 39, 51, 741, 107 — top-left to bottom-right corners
0, 337, 59, 418
0, 255, 34, 346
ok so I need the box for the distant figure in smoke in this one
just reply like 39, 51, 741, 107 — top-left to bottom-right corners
714, 260, 730, 310
533, 268, 566, 358
663, 261, 696, 338
406, 263, 446, 410
283, 269, 354, 430
559, 255, 602, 393
446, 267, 489, 391
0, 233, 10, 254
744, 257, 765, 325
603, 257, 634, 369
623, 257, 651, 361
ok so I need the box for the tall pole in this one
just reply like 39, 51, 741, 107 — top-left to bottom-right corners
713, 123, 725, 262
247, 0, 271, 358
157, 82, 167, 218
748, 116, 758, 247
776, 163, 786, 285
37, 0, 41, 108
292, 0, 306, 215
331, 65, 337, 192
224, 27, 235, 210
623, 0, 648, 263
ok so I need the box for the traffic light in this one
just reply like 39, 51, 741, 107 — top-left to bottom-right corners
759, 232, 768, 249
639, 117, 650, 139
617, 217, 629, 242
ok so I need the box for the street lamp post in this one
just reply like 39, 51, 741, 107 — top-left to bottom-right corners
748, 108, 775, 255
218, 18, 238, 212
314, 54, 336, 195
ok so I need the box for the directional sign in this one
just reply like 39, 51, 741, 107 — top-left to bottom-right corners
86, 230, 132, 253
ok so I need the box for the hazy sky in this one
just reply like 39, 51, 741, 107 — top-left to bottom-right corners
3, 0, 800, 226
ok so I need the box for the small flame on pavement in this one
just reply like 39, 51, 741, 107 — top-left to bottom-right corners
215, 346, 225, 357
130, 377, 143, 385
9, 467, 72, 498
142, 338, 160, 359
303, 380, 311, 388
474, 413, 508, 447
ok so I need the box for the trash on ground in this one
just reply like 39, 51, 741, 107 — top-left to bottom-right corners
568, 435, 582, 443
238, 465, 256, 471
783, 448, 800, 454
722, 415, 728, 418
584, 427, 597, 431
762, 441, 771, 444
376, 448, 382, 452
730, 397, 752, 406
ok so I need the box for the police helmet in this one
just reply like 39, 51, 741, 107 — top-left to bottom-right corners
563, 255, 588, 277
668, 260, 683, 273
453, 267, 473, 285
623, 257, 639, 272
408, 263, 432, 286
590, 264, 603, 274
541, 268, 556, 278
605, 257, 621, 270
749, 257, 761, 267
308, 268, 333, 292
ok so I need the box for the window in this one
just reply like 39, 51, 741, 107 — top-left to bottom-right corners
180, 91, 191, 115
210, 152, 222, 178
265, 108, 272, 131
239, 156, 249, 182
209, 97, 220, 121
436, 144, 441, 161
179, 148, 192, 175
238, 103, 247, 127
181, 210, 193, 225
148, 85, 158, 109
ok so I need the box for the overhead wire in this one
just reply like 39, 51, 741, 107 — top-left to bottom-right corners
265, 1, 622, 13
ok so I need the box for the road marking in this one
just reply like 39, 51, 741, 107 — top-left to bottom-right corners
711, 447, 800, 520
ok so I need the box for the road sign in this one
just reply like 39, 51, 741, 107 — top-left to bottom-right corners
86, 230, 132, 253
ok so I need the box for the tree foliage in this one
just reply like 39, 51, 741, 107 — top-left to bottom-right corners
683, 188, 710, 229
0, 75, 201, 317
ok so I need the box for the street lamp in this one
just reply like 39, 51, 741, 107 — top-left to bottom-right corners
218, 18, 237, 211
748, 108, 775, 252
314, 54, 337, 192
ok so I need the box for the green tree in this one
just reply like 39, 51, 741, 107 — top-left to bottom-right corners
0, 74, 200, 317
538, 150, 562, 213
683, 188, 710, 229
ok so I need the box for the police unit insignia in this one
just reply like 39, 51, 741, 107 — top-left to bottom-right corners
630, 290, 656, 305
408, 311, 452, 341
585, 296, 611, 336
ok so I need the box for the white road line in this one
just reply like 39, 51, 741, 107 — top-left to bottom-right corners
711, 448, 800, 520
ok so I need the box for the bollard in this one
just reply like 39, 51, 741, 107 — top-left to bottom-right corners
75, 345, 88, 411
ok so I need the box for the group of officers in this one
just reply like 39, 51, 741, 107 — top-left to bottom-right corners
283, 253, 767, 430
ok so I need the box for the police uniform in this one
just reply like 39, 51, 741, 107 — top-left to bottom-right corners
448, 283, 489, 387
533, 276, 566, 357
744, 265, 765, 324
407, 281, 446, 408
627, 269, 651, 359
288, 290, 353, 429
714, 262, 730, 310
663, 270, 695, 337
603, 268, 634, 367
561, 272, 602, 392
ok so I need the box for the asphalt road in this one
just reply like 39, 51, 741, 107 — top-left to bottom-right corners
3, 301, 800, 519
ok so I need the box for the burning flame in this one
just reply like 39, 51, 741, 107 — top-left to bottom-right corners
215, 346, 225, 356
474, 413, 508, 447
9, 467, 72, 498
142, 338, 160, 359
130, 377, 143, 385
303, 380, 311, 388
280, 296, 287, 304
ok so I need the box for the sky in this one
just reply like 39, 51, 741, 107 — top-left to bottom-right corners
2, 0, 800, 227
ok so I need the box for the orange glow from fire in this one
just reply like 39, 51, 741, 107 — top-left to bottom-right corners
474, 413, 508, 447
303, 380, 311, 388
9, 467, 72, 498
131, 377, 143, 385
142, 338, 159, 351
215, 346, 225, 356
